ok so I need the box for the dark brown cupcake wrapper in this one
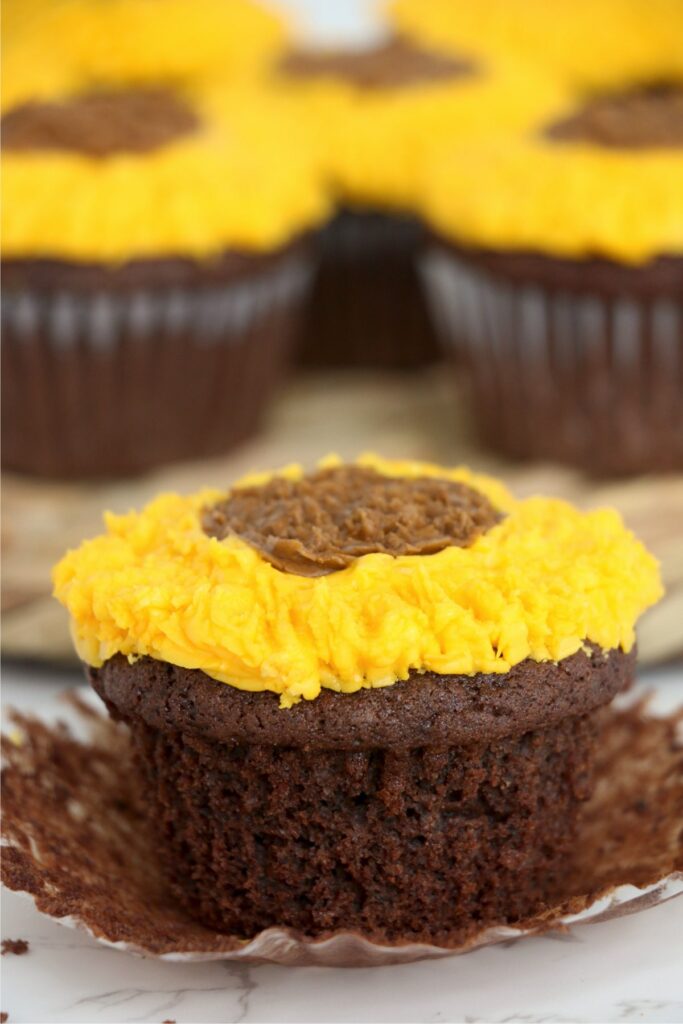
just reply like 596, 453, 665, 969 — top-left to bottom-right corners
1, 250, 312, 478
297, 207, 441, 369
421, 246, 683, 475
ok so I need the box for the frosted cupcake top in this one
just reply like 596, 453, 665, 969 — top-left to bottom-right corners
420, 81, 683, 263
3, 0, 288, 109
389, 0, 683, 89
1, 0, 329, 261
1, 82, 330, 261
273, 35, 568, 210
53, 455, 662, 708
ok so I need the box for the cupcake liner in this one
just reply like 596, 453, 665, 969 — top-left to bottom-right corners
421, 245, 683, 475
297, 208, 440, 369
1, 249, 312, 478
1, 692, 681, 967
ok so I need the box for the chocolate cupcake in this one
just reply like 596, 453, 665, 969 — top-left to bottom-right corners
53, 455, 662, 944
419, 75, 683, 475
2, 4, 328, 478
274, 38, 562, 368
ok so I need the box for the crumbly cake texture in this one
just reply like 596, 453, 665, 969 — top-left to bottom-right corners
53, 454, 662, 707
90, 643, 631, 750
91, 646, 633, 940
3, 692, 682, 959
420, 84, 683, 263
1, 82, 329, 261
389, 0, 683, 89
2, 0, 288, 109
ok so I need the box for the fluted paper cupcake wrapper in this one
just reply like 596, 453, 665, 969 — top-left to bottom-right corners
421, 246, 683, 476
2, 693, 681, 968
297, 208, 440, 369
1, 251, 312, 478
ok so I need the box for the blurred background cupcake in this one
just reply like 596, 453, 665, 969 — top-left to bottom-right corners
2, 0, 330, 478
2, 0, 289, 102
418, 45, 683, 475
272, 26, 563, 368
389, 0, 681, 90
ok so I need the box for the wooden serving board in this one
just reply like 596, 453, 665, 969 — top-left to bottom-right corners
3, 367, 682, 667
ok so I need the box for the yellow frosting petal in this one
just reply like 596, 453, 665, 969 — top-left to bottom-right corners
3, 0, 289, 108
274, 57, 569, 211
1, 0, 327, 260
1, 86, 330, 260
421, 124, 683, 263
53, 456, 662, 708
389, 0, 683, 89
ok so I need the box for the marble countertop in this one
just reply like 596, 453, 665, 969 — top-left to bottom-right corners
2, 665, 682, 1024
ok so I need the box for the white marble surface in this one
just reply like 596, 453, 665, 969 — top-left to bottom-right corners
2, 664, 683, 1024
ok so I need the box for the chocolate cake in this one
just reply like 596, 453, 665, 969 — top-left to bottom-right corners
2, 80, 327, 478
277, 37, 476, 369
53, 458, 662, 943
421, 83, 683, 475
91, 646, 632, 942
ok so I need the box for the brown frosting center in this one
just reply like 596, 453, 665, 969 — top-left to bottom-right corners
546, 83, 683, 149
278, 35, 476, 91
202, 465, 501, 576
1, 88, 200, 157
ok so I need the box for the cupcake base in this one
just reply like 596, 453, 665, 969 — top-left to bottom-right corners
297, 207, 440, 369
90, 645, 632, 945
422, 242, 683, 475
2, 687, 680, 965
1, 241, 312, 478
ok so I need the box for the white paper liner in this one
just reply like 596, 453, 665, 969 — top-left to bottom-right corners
4, 874, 682, 967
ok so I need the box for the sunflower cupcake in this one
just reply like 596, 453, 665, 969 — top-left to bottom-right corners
389, 0, 682, 90
419, 71, 683, 475
53, 455, 661, 943
2, 6, 329, 478
272, 37, 564, 368
3, 0, 289, 106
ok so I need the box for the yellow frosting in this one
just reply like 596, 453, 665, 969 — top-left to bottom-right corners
276, 57, 568, 210
53, 455, 662, 708
3, 0, 288, 109
331, 61, 569, 210
1, 85, 330, 261
389, 0, 683, 88
421, 113, 683, 263
394, 2, 683, 261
